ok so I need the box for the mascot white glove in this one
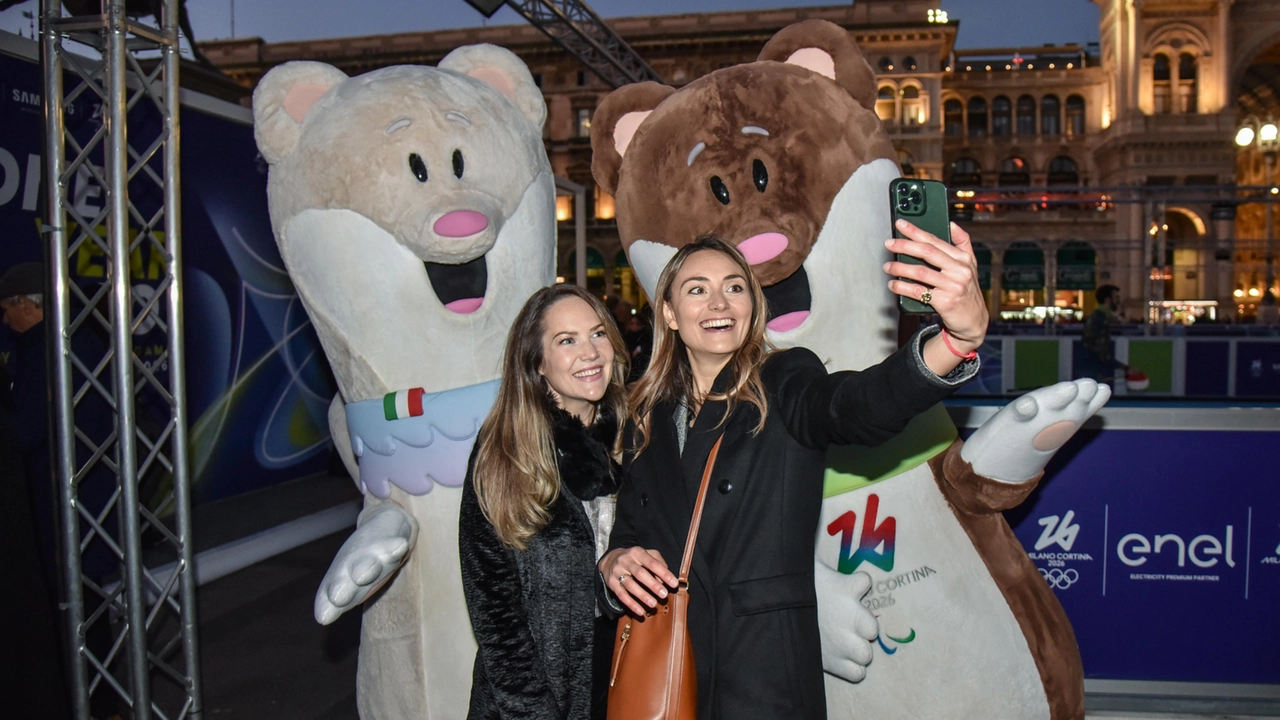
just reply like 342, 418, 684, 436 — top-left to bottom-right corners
315, 504, 417, 625
815, 558, 879, 683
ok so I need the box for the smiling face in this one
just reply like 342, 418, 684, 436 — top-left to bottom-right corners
538, 297, 616, 422
662, 249, 754, 372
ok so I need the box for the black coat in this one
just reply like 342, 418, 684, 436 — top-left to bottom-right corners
460, 408, 619, 720
607, 328, 975, 720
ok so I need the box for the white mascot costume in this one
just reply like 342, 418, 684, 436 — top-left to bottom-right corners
253, 45, 554, 718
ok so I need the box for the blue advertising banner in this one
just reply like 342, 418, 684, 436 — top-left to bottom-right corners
997, 420, 1280, 684
0, 40, 336, 504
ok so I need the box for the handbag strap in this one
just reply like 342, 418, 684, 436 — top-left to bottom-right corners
678, 436, 724, 584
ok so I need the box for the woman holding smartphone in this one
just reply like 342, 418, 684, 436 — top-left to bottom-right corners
599, 221, 988, 719
460, 285, 628, 720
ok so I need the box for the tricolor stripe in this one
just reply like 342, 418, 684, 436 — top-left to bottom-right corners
383, 388, 426, 421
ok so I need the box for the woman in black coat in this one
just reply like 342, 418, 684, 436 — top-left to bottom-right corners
599, 225, 989, 719
459, 285, 628, 720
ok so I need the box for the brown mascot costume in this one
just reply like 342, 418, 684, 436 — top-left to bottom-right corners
591, 19, 1106, 720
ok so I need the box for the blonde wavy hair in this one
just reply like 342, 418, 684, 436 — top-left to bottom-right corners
474, 285, 628, 550
628, 237, 771, 455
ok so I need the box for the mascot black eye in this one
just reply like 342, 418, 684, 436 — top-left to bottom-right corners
408, 153, 428, 182
752, 159, 768, 193
452, 149, 465, 179
709, 176, 730, 205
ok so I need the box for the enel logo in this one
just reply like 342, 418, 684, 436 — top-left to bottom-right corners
1117, 526, 1236, 568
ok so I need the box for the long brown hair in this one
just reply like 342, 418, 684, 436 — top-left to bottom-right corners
474, 285, 629, 550
628, 237, 770, 454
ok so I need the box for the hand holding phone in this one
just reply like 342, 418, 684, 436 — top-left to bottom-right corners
889, 178, 952, 313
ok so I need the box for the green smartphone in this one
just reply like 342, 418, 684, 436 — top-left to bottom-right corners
889, 177, 952, 314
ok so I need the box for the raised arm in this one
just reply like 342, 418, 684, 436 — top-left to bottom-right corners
767, 329, 977, 451
458, 475, 560, 720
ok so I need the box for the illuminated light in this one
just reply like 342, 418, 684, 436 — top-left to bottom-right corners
1272, 187, 1279, 195
887, 64, 895, 71
1261, 122, 1279, 142
985, 65, 992, 71
1250, 288, 1261, 297
1049, 63, 1055, 69
1005, 65, 1012, 70
555, 196, 572, 221
1067, 63, 1074, 69
927, 8, 949, 23
556, 276, 566, 284
1236, 127, 1256, 147
1162, 224, 1169, 231
945, 66, 953, 72
918, 108, 927, 123
1027, 64, 1034, 69
966, 65, 972, 71
1233, 288, 1244, 298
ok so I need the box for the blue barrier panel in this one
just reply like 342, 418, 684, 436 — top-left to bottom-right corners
0, 45, 335, 504
1185, 341, 1230, 397
1236, 342, 1280, 398
994, 418, 1280, 683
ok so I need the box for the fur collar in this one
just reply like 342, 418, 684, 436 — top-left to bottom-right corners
550, 404, 620, 501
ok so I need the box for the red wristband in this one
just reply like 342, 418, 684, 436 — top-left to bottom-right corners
940, 328, 979, 361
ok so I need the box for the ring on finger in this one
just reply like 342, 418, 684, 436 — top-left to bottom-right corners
920, 289, 933, 304
619, 573, 630, 584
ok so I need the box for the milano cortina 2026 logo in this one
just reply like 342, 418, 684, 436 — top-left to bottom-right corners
1029, 510, 1094, 590
826, 494, 935, 654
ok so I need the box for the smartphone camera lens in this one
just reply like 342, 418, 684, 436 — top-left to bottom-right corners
910, 191, 922, 205
898, 200, 911, 211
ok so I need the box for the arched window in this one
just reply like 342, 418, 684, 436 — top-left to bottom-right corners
1178, 53, 1197, 113
950, 157, 983, 186
999, 156, 1030, 186
897, 148, 916, 177
1041, 95, 1061, 135
1066, 95, 1086, 137
1047, 155, 1079, 185
1016, 95, 1036, 135
944, 99, 963, 137
901, 85, 924, 125
968, 96, 988, 138
876, 85, 896, 122
878, 57, 894, 73
992, 96, 1012, 136
1153, 53, 1172, 113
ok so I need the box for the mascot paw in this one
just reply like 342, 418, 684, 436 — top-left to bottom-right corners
815, 559, 879, 683
315, 505, 416, 625
962, 378, 1110, 484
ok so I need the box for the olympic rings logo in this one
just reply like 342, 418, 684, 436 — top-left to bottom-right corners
1039, 568, 1080, 590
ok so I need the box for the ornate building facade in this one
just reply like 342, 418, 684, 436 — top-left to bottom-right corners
203, 0, 1280, 322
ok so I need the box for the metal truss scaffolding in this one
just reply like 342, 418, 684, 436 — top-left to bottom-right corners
475, 0, 662, 88
41, 0, 200, 717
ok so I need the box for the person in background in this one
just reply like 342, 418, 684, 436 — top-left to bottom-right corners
1081, 284, 1128, 383
459, 284, 629, 720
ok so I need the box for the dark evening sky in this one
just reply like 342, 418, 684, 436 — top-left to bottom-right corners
0, 0, 1100, 52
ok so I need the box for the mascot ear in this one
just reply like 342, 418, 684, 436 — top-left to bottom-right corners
440, 43, 547, 131
253, 61, 348, 165
758, 19, 877, 111
590, 81, 675, 194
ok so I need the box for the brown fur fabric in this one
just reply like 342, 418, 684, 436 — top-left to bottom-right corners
930, 441, 1086, 720
591, 20, 895, 287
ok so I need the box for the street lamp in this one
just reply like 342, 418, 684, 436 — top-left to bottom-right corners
1237, 115, 1279, 301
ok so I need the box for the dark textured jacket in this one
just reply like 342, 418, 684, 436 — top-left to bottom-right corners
606, 328, 976, 720
460, 408, 619, 720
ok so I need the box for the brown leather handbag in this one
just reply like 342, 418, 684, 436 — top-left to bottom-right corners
606, 436, 723, 720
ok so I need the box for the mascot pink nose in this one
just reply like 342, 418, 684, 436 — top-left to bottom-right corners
433, 210, 489, 238
736, 232, 788, 265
